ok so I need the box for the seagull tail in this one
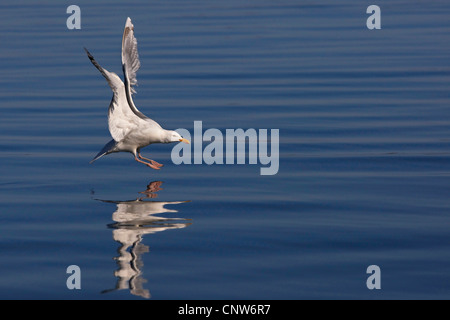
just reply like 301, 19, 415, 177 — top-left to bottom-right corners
90, 139, 117, 164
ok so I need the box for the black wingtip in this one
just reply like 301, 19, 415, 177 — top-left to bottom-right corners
84, 47, 94, 60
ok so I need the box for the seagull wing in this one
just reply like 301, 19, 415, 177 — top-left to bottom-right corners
85, 48, 142, 142
122, 17, 147, 120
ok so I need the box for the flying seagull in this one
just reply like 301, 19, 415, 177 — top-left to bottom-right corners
85, 17, 189, 170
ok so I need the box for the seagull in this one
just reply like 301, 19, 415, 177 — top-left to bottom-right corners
85, 17, 189, 170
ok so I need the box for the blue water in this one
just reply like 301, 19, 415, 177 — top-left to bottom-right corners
1, 0, 450, 299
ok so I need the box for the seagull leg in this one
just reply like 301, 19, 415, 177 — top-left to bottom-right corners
138, 152, 164, 167
134, 155, 161, 170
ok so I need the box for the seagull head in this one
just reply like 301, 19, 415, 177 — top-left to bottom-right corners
164, 130, 190, 144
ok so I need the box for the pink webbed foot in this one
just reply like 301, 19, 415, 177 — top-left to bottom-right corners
134, 156, 161, 170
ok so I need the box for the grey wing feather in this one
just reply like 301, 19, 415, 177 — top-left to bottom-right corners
84, 46, 140, 142
84, 48, 123, 93
122, 17, 141, 95
120, 17, 148, 120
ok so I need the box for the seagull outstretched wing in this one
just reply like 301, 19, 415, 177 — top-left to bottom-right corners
85, 18, 152, 143
85, 47, 142, 142
121, 17, 147, 120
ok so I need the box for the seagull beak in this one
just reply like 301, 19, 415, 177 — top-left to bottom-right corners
179, 138, 190, 144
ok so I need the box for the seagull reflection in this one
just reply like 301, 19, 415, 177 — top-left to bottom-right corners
97, 181, 191, 299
